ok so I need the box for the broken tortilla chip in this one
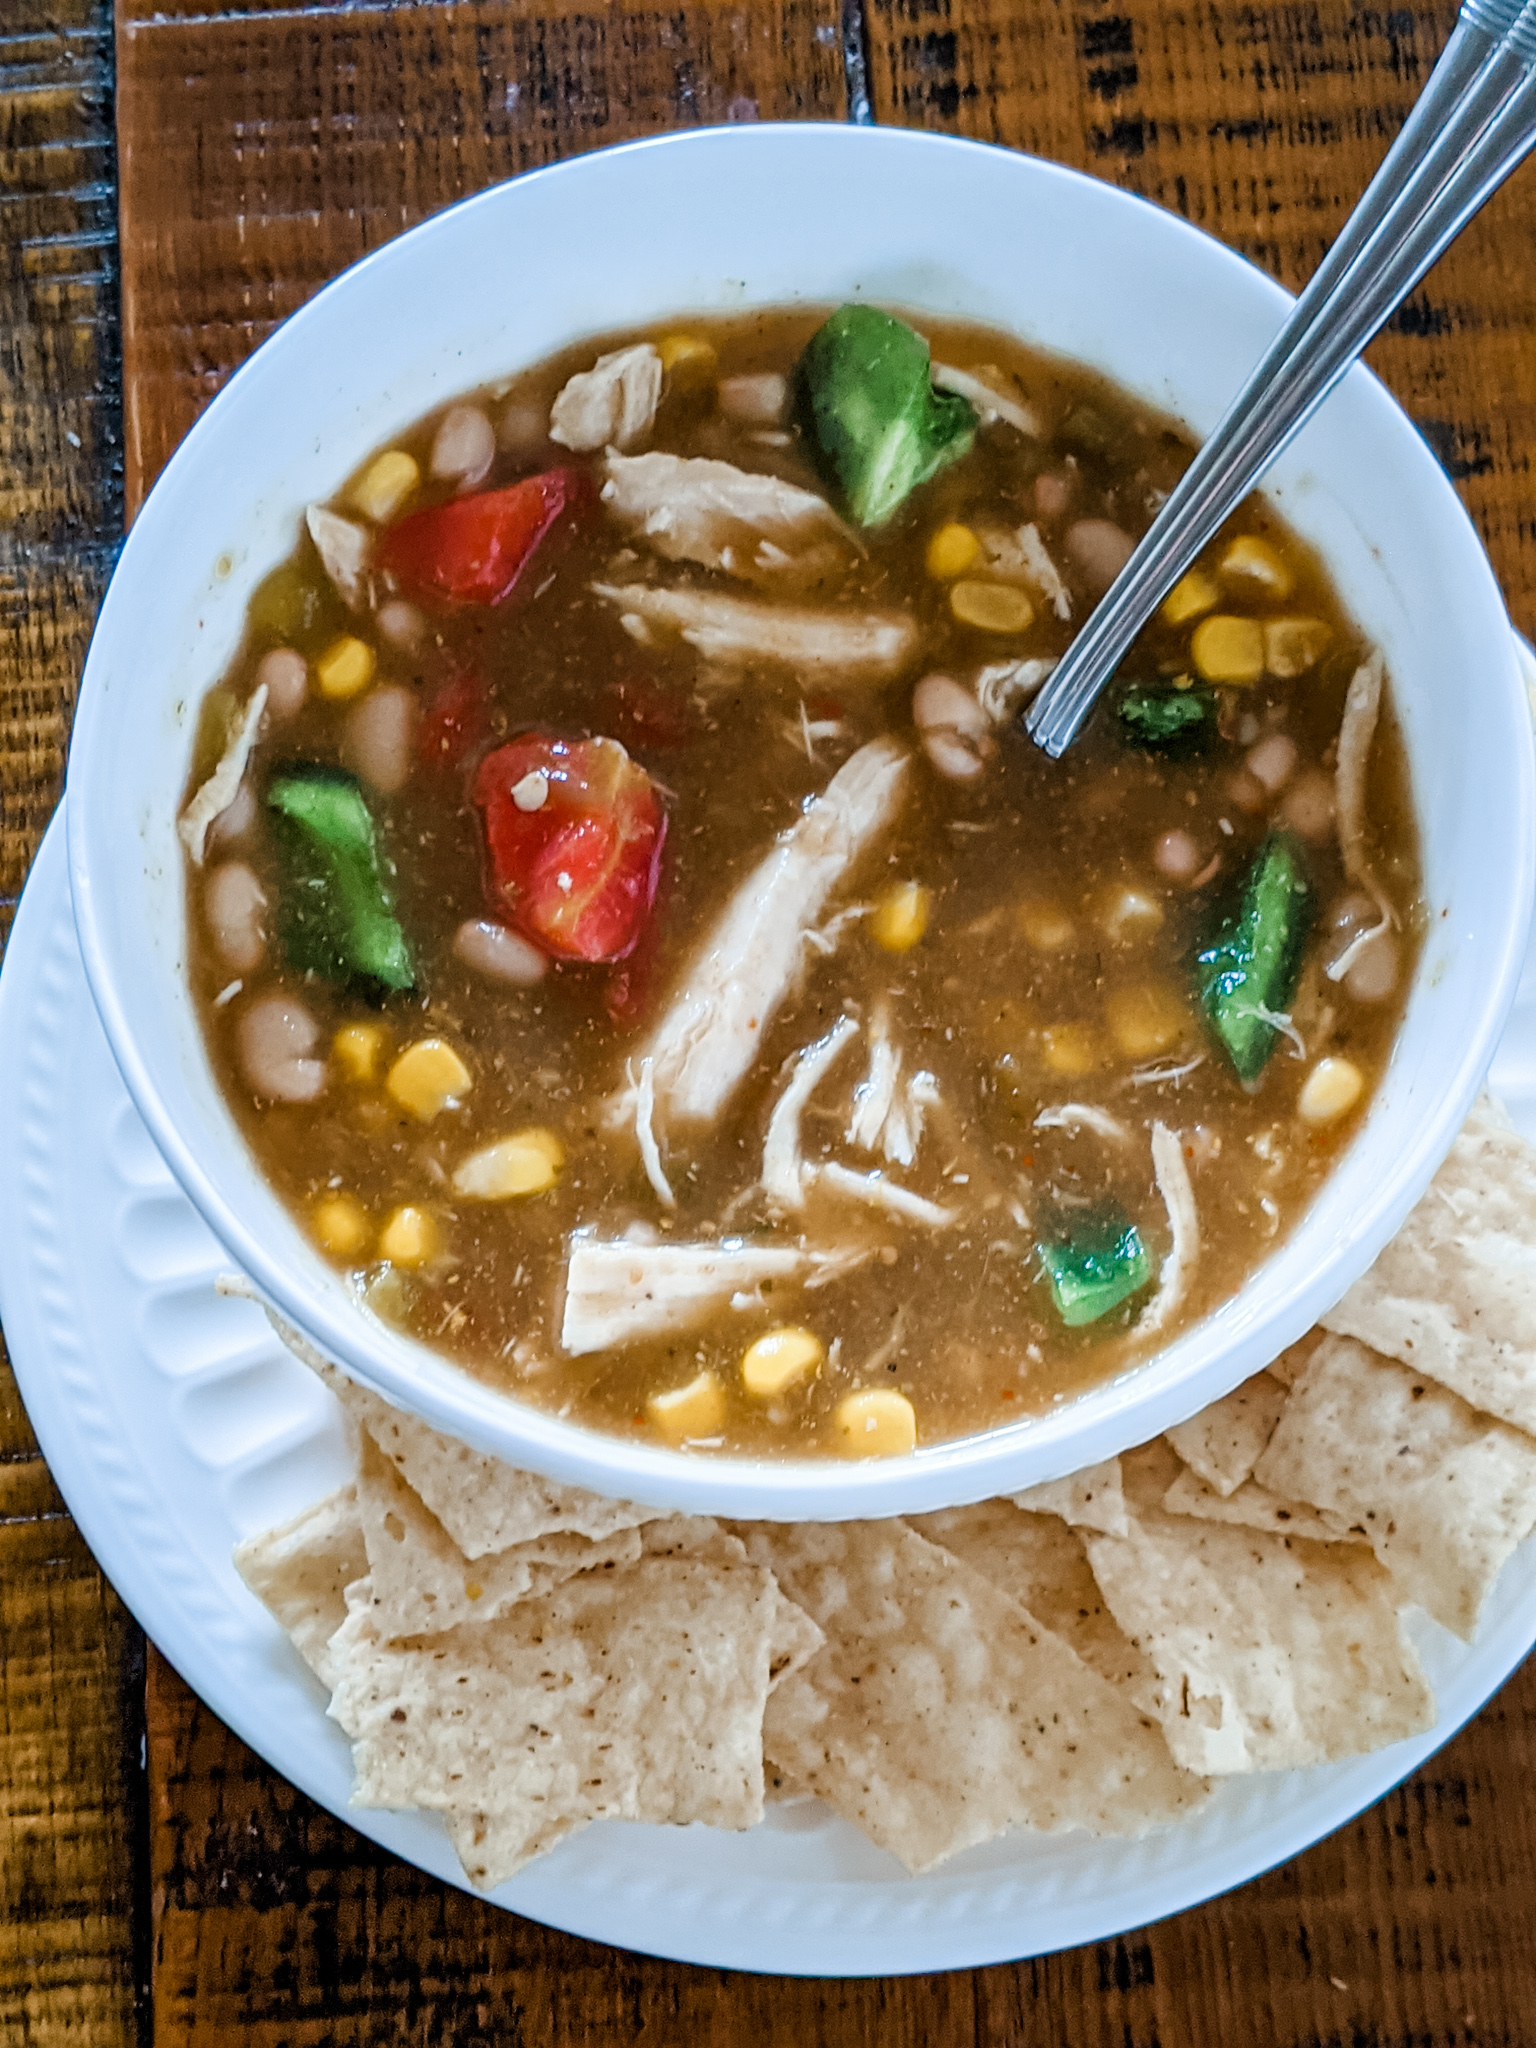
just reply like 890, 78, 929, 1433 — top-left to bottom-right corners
1010, 1456, 1129, 1536
1164, 1371, 1288, 1497
232, 1485, 366, 1690
1254, 1333, 1536, 1640
1161, 1466, 1366, 1546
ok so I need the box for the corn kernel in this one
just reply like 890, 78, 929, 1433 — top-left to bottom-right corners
1191, 614, 1265, 685
333, 1021, 387, 1084
464, 1581, 484, 1602
872, 880, 932, 954
834, 1388, 917, 1458
1297, 1056, 1364, 1126
925, 522, 981, 580
950, 580, 1035, 633
648, 1369, 727, 1441
378, 1204, 441, 1266
1042, 1024, 1101, 1077
1264, 617, 1332, 679
657, 333, 717, 380
741, 1326, 824, 1398
349, 449, 420, 523
313, 1193, 371, 1258
1220, 533, 1295, 599
1105, 982, 1187, 1059
452, 1127, 565, 1199
316, 634, 377, 701
1098, 886, 1165, 943
1161, 569, 1220, 626
386, 1038, 472, 1121
1018, 900, 1075, 951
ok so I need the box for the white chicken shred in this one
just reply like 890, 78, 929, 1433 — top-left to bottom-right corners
845, 1002, 936, 1167
619, 738, 911, 1128
761, 1014, 861, 1210
1017, 524, 1072, 619
931, 362, 1043, 439
560, 1236, 861, 1355
178, 683, 268, 865
305, 505, 371, 611
601, 452, 854, 585
1335, 651, 1395, 920
974, 656, 1056, 725
1134, 1121, 1200, 1339
1033, 1103, 1132, 1144
632, 1057, 675, 1209
590, 582, 921, 681
812, 1160, 957, 1229
548, 343, 662, 453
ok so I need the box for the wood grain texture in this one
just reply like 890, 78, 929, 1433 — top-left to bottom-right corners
0, 2, 143, 2045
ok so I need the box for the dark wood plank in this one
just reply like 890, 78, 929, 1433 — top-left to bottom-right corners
0, 1, 142, 2042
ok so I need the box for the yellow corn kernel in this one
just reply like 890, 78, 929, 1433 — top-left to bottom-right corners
1041, 1024, 1101, 1077
1264, 616, 1332, 679
1097, 886, 1165, 943
313, 1193, 370, 1258
464, 1580, 484, 1603
1191, 615, 1264, 685
1105, 982, 1187, 1060
1161, 569, 1220, 626
656, 333, 717, 380
378, 1204, 441, 1267
1220, 533, 1295, 599
648, 1369, 727, 1441
925, 522, 981, 580
349, 449, 420, 523
452, 1127, 565, 1199
741, 1326, 824, 1398
1297, 1056, 1364, 1126
950, 580, 1035, 634
1017, 900, 1075, 951
834, 1388, 917, 1458
316, 634, 377, 701
386, 1038, 472, 1121
333, 1021, 387, 1084
872, 880, 932, 954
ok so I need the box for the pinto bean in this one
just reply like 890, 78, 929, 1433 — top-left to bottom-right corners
1246, 733, 1297, 792
1065, 518, 1134, 592
256, 646, 308, 721
498, 395, 548, 455
1154, 828, 1201, 881
453, 918, 549, 987
238, 994, 326, 1102
204, 861, 267, 971
1280, 767, 1336, 842
1033, 471, 1075, 519
1345, 934, 1400, 1003
344, 684, 415, 795
912, 672, 994, 782
718, 372, 787, 425
207, 778, 256, 851
430, 404, 495, 488
376, 598, 425, 651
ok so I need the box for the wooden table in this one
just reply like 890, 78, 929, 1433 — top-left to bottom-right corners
4, 0, 1536, 2036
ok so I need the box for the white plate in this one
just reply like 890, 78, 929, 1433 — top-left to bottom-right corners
6, 792, 1536, 1977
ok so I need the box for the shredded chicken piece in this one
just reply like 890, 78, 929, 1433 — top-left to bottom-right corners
844, 1001, 936, 1168
306, 505, 370, 611
561, 1236, 860, 1354
601, 452, 854, 585
1325, 918, 1392, 984
812, 1160, 957, 1229
1127, 1054, 1207, 1088
931, 362, 1042, 439
632, 1057, 674, 1208
548, 343, 662, 453
1235, 1001, 1306, 1060
590, 582, 921, 681
974, 656, 1056, 725
620, 739, 910, 1127
178, 684, 268, 865
1135, 1121, 1200, 1338
1335, 650, 1396, 926
1017, 524, 1071, 620
803, 902, 871, 956
1033, 1103, 1132, 1144
784, 701, 847, 763
761, 1014, 861, 1210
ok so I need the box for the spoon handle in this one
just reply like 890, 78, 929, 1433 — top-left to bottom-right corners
1025, 0, 1536, 758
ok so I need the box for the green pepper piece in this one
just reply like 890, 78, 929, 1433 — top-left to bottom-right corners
1037, 1204, 1154, 1327
1194, 830, 1314, 1083
793, 305, 977, 528
267, 766, 415, 993
1118, 681, 1216, 750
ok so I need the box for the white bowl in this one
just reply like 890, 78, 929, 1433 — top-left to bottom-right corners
66, 124, 1535, 1519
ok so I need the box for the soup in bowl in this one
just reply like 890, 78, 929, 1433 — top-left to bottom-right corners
64, 125, 1534, 1518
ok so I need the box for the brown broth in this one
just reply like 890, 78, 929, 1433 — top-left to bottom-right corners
183, 307, 1422, 1457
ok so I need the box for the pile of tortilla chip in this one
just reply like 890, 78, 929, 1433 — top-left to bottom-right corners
235, 1100, 1536, 1889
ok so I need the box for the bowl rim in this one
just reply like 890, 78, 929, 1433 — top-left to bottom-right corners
66, 120, 1536, 1517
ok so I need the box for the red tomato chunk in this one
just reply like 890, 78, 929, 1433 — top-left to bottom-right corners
379, 467, 593, 608
474, 735, 666, 963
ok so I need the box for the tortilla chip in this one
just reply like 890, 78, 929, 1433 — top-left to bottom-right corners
1161, 1466, 1367, 1546
1120, 1436, 1184, 1512
741, 1520, 1202, 1873
232, 1486, 366, 1689
1319, 1099, 1536, 1433
1254, 1333, 1536, 1639
1083, 1509, 1434, 1775
642, 1514, 749, 1567
1164, 1371, 1288, 1496
1010, 1456, 1129, 1536
328, 1557, 787, 1882
444, 1807, 579, 1891
1267, 1330, 1326, 1388
354, 1433, 643, 1638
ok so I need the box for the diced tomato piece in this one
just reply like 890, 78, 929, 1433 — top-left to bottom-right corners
598, 674, 694, 752
605, 861, 673, 1027
416, 666, 490, 771
378, 467, 594, 608
474, 734, 666, 963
